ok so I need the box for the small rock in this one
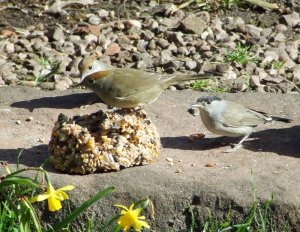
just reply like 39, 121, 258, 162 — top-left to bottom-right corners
39, 81, 55, 90
196, 11, 210, 24
174, 169, 181, 173
98, 9, 109, 18
136, 40, 148, 53
285, 41, 299, 60
250, 75, 261, 87
159, 17, 180, 29
125, 20, 142, 29
261, 28, 273, 37
166, 157, 173, 162
166, 31, 184, 45
275, 24, 288, 32
1, 29, 15, 37
3, 42, 15, 53
244, 24, 262, 37
38, 138, 45, 143
205, 163, 215, 167
281, 12, 300, 28
84, 34, 98, 44
25, 116, 33, 122
293, 64, 300, 83
274, 33, 286, 42
16, 120, 21, 125
164, 4, 178, 16
88, 15, 101, 25
245, 61, 257, 74
136, 60, 147, 69
31, 38, 44, 51
49, 27, 65, 42
156, 38, 169, 49
216, 63, 231, 73
181, 14, 208, 35
168, 86, 177, 91
148, 40, 157, 51
160, 50, 173, 65
185, 60, 197, 70
105, 43, 121, 56
223, 70, 237, 80
142, 30, 155, 40
54, 79, 70, 90
149, 19, 159, 31
177, 46, 189, 55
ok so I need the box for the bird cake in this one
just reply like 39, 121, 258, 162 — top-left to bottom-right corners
48, 109, 161, 174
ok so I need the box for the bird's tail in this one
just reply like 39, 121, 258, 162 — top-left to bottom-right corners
250, 109, 292, 123
163, 72, 219, 87
271, 116, 292, 123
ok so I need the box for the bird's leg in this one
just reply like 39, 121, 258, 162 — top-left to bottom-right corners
224, 135, 249, 153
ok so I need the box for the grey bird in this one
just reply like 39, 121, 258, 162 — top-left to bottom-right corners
192, 96, 292, 152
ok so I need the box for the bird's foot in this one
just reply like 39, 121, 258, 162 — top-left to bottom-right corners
224, 144, 243, 153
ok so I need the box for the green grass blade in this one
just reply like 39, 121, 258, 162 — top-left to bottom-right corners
16, 149, 24, 170
49, 187, 115, 232
189, 206, 195, 232
0, 176, 41, 189
22, 197, 42, 232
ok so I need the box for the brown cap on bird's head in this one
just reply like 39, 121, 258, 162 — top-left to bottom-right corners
78, 55, 111, 83
78, 55, 96, 76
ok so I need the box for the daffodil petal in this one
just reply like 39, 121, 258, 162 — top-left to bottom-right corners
30, 193, 50, 203
56, 190, 69, 200
115, 204, 129, 211
48, 197, 62, 212
134, 220, 150, 231
132, 207, 142, 216
57, 185, 75, 191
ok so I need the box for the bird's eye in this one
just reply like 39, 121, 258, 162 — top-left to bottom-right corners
88, 79, 95, 84
88, 65, 93, 70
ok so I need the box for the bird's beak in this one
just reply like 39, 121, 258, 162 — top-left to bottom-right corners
191, 103, 203, 108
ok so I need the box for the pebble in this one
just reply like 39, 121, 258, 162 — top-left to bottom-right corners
38, 138, 45, 143
16, 120, 21, 125
88, 15, 101, 25
166, 157, 173, 162
25, 116, 33, 122
49, 27, 65, 42
182, 14, 208, 35
98, 9, 109, 18
0, 2, 298, 95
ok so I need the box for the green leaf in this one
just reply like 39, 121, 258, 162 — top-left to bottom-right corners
21, 197, 42, 232
0, 176, 41, 189
49, 187, 115, 232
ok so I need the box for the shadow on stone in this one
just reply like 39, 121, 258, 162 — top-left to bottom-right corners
0, 145, 58, 173
10, 92, 101, 112
161, 125, 300, 158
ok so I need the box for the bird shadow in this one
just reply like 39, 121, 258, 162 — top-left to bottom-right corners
161, 125, 300, 158
10, 92, 101, 112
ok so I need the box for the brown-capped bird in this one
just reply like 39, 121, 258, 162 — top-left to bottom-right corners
78, 55, 215, 108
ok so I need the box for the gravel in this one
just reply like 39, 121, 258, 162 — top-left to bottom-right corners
0, 1, 299, 93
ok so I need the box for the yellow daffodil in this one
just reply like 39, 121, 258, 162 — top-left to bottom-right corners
31, 183, 74, 212
115, 204, 150, 231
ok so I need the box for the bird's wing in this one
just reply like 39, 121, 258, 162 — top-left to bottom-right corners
108, 68, 163, 97
220, 102, 267, 127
